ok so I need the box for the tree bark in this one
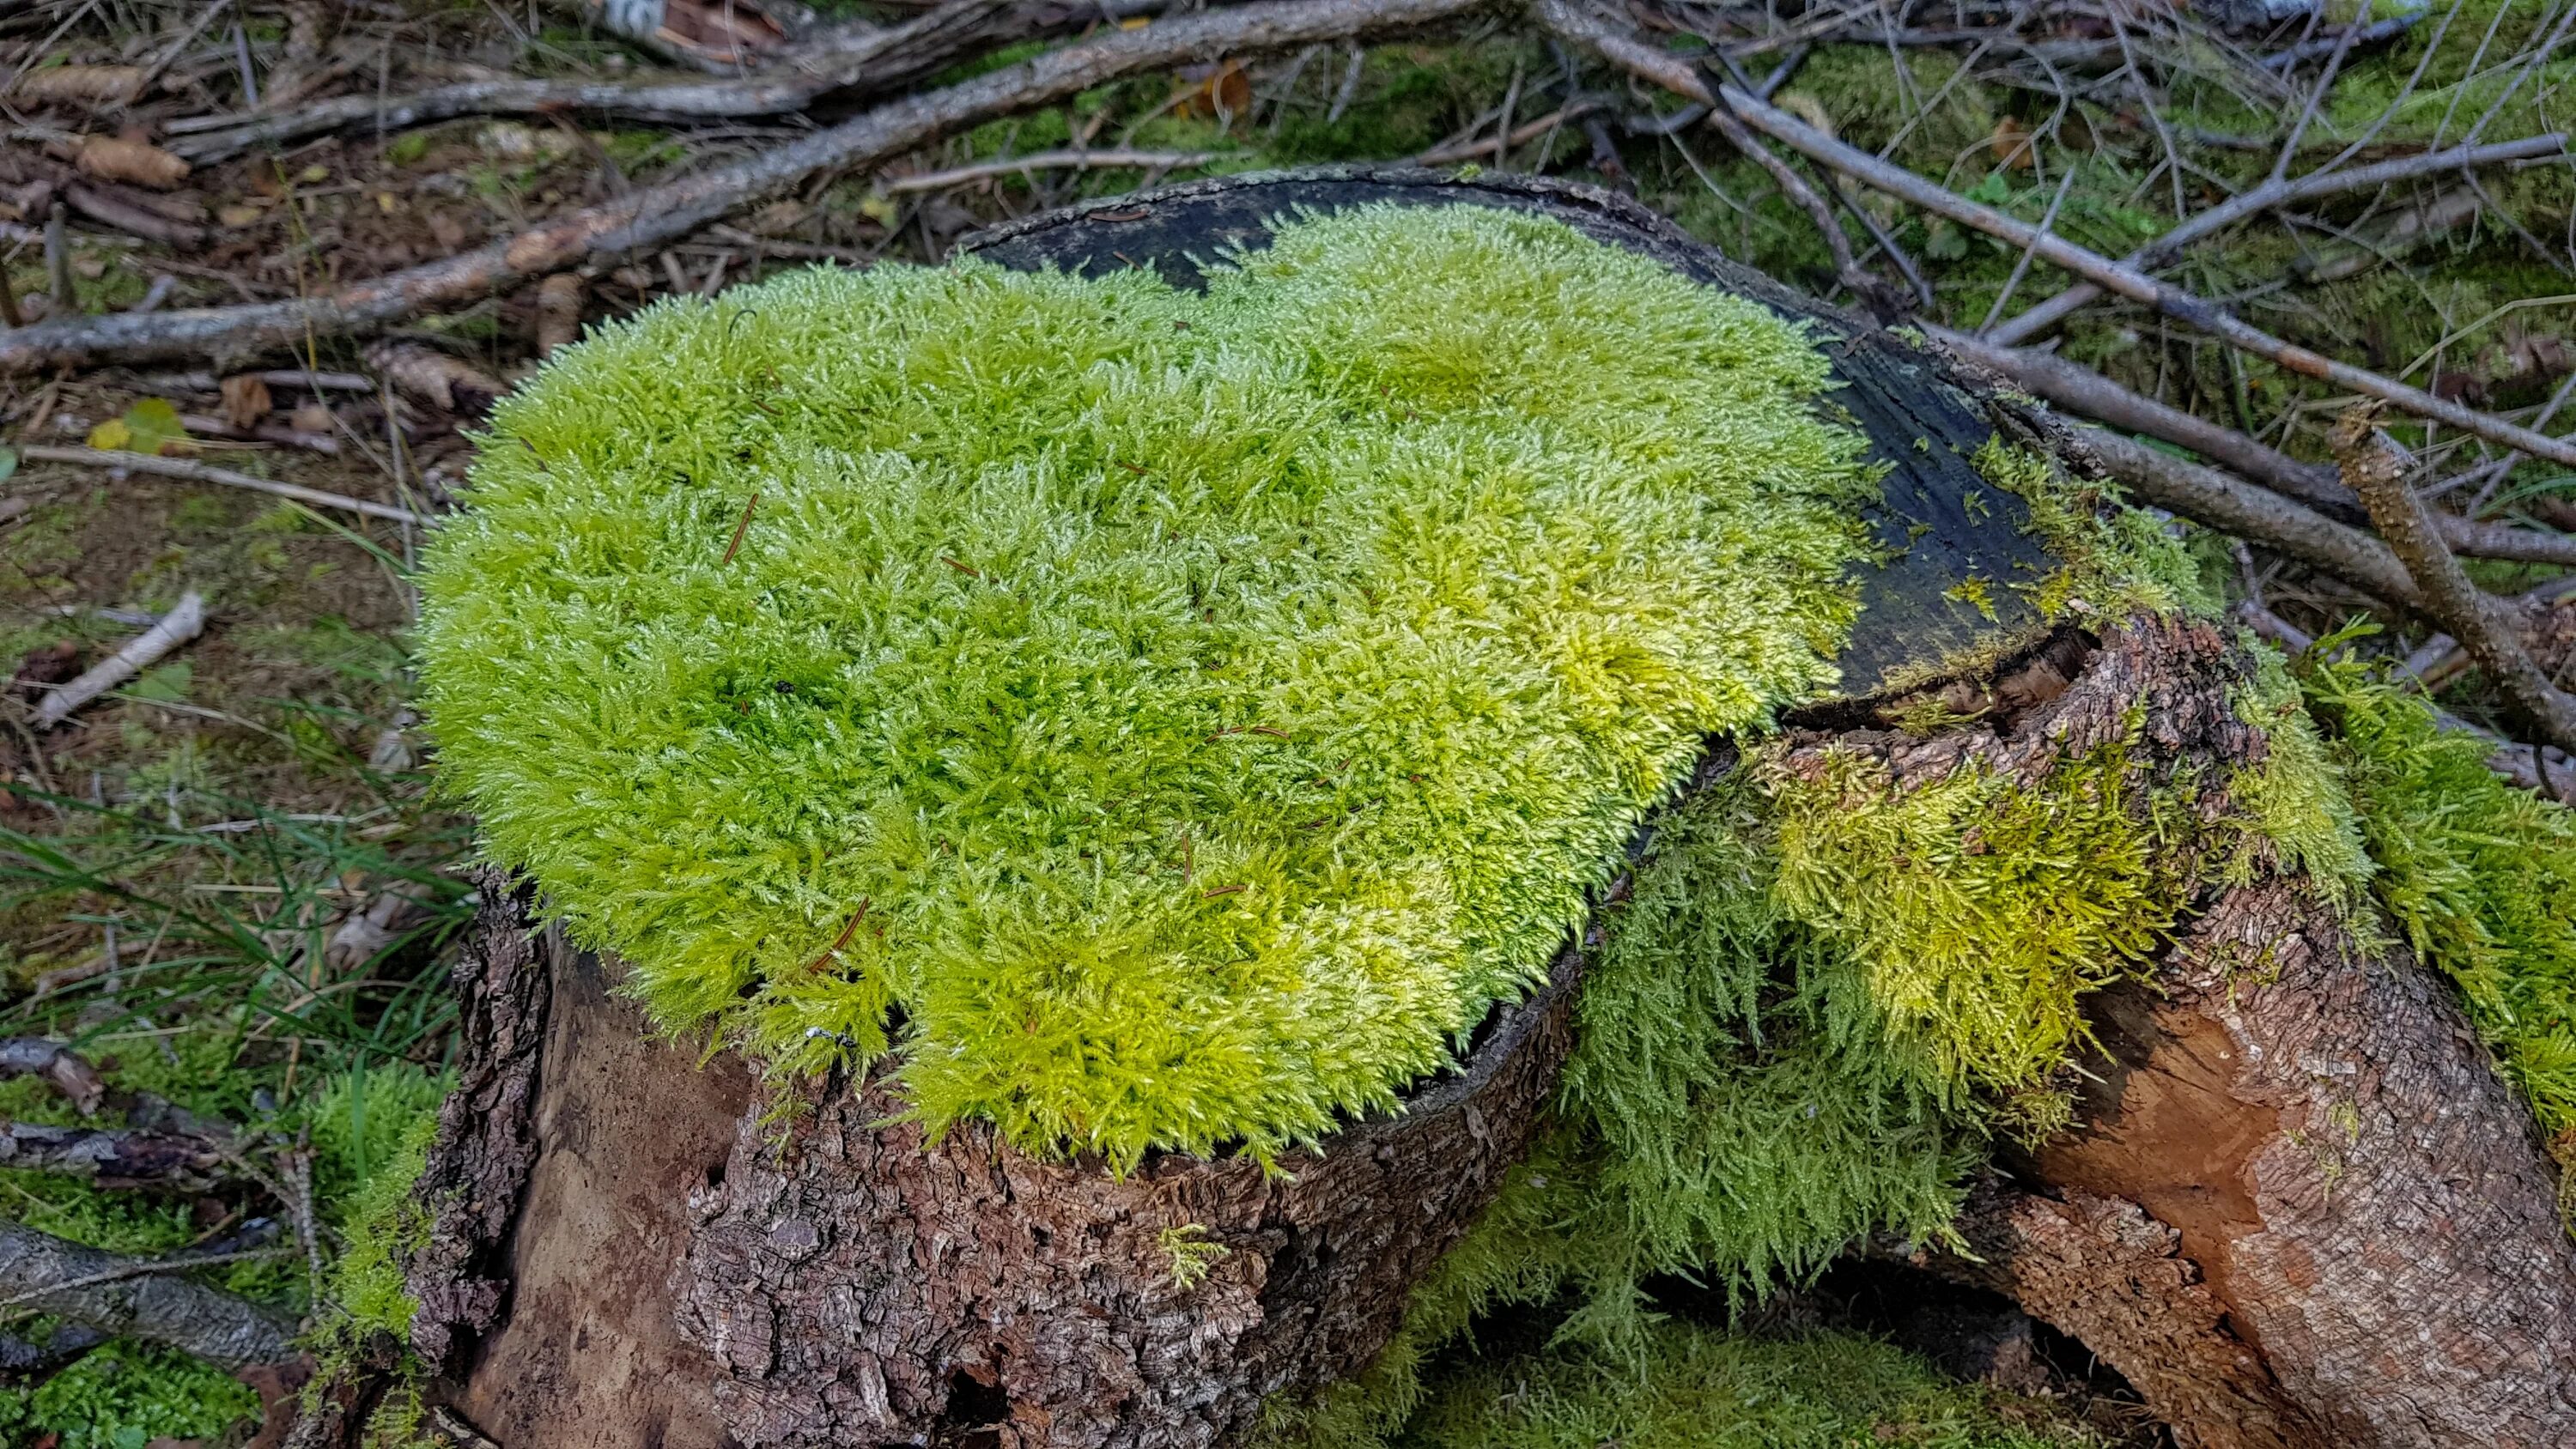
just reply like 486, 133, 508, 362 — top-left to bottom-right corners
379, 170, 2576, 1449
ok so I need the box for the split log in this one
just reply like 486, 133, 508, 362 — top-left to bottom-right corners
390, 171, 2576, 1449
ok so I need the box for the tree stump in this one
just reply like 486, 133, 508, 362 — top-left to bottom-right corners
398, 169, 2576, 1449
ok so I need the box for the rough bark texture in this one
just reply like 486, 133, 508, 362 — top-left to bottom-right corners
0, 1220, 294, 1370
383, 173, 2576, 1449
1812, 615, 2576, 1447
671, 947, 1578, 1449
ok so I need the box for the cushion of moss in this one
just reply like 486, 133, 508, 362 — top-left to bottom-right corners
417, 203, 1879, 1164
1394, 1321, 2096, 1449
2297, 640, 2576, 1144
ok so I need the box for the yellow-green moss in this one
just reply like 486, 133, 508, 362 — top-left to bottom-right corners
2294, 634, 2576, 1149
1971, 435, 2216, 621
418, 203, 1882, 1167
1401, 1319, 2099, 1449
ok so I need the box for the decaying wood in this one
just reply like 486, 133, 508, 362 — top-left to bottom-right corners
372, 169, 2576, 1449
0, 1221, 294, 1370
0, 1036, 107, 1115
1814, 614, 2576, 1447
0, 1120, 228, 1191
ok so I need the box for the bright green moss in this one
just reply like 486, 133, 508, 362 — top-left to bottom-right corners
0, 1341, 263, 1449
322, 1072, 449, 1341
1400, 1319, 2096, 1449
1970, 436, 2217, 621
2224, 646, 2374, 911
1767, 742, 2196, 1105
418, 204, 1880, 1167
2295, 639, 2576, 1150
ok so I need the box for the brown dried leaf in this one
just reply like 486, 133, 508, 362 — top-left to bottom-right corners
1990, 117, 2037, 172
9, 64, 145, 107
220, 375, 273, 431
76, 135, 190, 190
364, 341, 506, 418
535, 273, 587, 357
289, 403, 334, 434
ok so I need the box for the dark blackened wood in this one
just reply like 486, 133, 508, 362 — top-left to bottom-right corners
962, 166, 2062, 699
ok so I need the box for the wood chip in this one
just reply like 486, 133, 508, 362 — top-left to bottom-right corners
9, 65, 146, 107
219, 374, 272, 430
74, 135, 191, 191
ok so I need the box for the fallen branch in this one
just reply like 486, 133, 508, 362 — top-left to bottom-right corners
165, 0, 1169, 162
32, 589, 205, 729
3, 0, 1488, 375
0, 1120, 228, 1191
1927, 326, 2576, 569
18, 446, 428, 525
1988, 130, 2562, 347
881, 148, 1217, 193
0, 1221, 293, 1369
1533, 0, 2576, 474
2335, 403, 2576, 756
0, 1038, 106, 1116
1416, 100, 1605, 164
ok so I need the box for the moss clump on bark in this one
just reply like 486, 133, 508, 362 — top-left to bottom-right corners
1400, 1319, 2097, 1449
2294, 636, 2576, 1154
417, 203, 1881, 1167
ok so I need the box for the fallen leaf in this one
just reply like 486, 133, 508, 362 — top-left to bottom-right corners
0, 446, 16, 484
289, 403, 334, 433
364, 341, 506, 417
9, 64, 144, 107
89, 397, 190, 455
216, 202, 264, 227
859, 191, 901, 227
220, 374, 273, 430
1990, 117, 2037, 172
297, 163, 329, 185
425, 210, 468, 252
76, 134, 190, 189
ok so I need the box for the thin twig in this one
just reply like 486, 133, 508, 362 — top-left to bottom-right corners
1526, 9, 2576, 471
2336, 402, 2576, 755
33, 591, 206, 730
881, 149, 1217, 193
2, 0, 1488, 375
19, 445, 428, 524
1926, 327, 2576, 568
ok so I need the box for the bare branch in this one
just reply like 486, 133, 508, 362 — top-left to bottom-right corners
2335, 403, 2576, 755
0, 1221, 293, 1369
0, 1120, 228, 1191
1925, 327, 2576, 569
0, 0, 1492, 376
18, 446, 425, 527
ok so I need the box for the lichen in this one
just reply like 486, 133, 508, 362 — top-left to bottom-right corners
417, 203, 1883, 1167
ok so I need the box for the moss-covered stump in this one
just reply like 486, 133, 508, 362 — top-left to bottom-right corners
380, 172, 2576, 1449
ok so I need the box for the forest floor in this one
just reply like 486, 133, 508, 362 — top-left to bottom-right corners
2, 1, 2573, 1445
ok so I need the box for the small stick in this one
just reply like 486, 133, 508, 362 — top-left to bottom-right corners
722, 493, 762, 564
880, 149, 1217, 193
44, 203, 73, 316
2335, 402, 2576, 755
1536, 0, 2576, 473
33, 591, 206, 729
17, 445, 425, 525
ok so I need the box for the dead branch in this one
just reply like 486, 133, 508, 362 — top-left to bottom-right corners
2070, 425, 2423, 609
881, 149, 1217, 193
2336, 403, 2576, 755
3, 0, 1490, 377
18, 446, 427, 525
1533, 0, 2576, 474
0, 1120, 228, 1191
1416, 100, 1604, 164
1929, 326, 2576, 569
0, 1221, 293, 1370
31, 590, 205, 729
1989, 131, 2563, 346
0, 1038, 106, 1116
167, 0, 1121, 162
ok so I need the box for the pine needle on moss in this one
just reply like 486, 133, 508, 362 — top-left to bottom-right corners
418, 203, 1882, 1167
